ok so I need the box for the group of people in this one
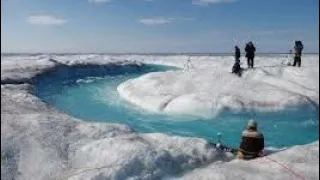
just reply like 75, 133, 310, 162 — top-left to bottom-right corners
230, 41, 305, 160
232, 41, 256, 76
180, 41, 305, 160
232, 40, 304, 76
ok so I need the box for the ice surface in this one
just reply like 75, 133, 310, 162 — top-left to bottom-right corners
171, 141, 319, 180
118, 55, 319, 118
1, 54, 319, 180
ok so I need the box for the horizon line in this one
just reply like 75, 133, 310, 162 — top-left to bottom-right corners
1, 52, 319, 55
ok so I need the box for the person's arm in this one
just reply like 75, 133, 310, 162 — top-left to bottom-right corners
258, 135, 264, 156
261, 136, 264, 150
239, 136, 245, 151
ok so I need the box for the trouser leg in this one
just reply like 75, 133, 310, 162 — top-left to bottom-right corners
293, 56, 298, 66
248, 57, 253, 68
251, 57, 254, 68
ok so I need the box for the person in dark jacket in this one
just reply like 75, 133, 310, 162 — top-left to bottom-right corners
245, 42, 256, 68
292, 41, 303, 67
236, 119, 264, 160
235, 45, 241, 62
232, 46, 241, 76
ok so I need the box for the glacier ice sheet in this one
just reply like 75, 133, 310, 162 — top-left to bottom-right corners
1, 54, 319, 180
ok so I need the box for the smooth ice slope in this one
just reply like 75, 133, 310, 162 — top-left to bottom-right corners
1, 54, 319, 180
172, 141, 319, 180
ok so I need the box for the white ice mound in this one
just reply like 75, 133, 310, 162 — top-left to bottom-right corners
118, 66, 319, 118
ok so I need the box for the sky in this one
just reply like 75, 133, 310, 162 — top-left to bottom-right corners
1, 0, 319, 53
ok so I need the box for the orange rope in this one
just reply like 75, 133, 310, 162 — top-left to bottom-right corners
263, 156, 305, 180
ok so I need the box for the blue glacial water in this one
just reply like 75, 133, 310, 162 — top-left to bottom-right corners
33, 64, 319, 148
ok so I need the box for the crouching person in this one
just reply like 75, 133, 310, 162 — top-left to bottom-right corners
232, 45, 242, 76
236, 120, 264, 160
232, 61, 241, 76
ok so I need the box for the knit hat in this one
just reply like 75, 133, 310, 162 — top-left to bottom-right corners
247, 119, 258, 128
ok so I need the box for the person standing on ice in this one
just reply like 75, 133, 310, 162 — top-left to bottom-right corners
245, 42, 256, 68
232, 46, 241, 76
292, 40, 304, 67
236, 119, 264, 160
235, 45, 241, 62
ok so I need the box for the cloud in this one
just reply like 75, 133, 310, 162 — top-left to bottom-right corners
27, 15, 67, 25
138, 18, 172, 25
88, 0, 111, 4
192, 0, 238, 6
138, 17, 196, 26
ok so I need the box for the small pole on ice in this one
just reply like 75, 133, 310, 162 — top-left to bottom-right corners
216, 133, 222, 149
183, 56, 194, 72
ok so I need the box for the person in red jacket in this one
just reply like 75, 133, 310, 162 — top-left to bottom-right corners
236, 119, 264, 160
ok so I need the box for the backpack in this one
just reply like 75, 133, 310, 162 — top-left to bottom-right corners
295, 41, 304, 50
